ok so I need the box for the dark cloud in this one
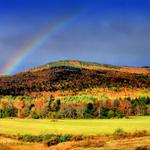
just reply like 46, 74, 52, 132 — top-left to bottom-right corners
0, 0, 150, 74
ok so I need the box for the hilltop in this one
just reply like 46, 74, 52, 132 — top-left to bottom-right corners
30, 60, 150, 74
0, 60, 149, 96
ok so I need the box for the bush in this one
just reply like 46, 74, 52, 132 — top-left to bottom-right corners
115, 110, 124, 118
42, 134, 56, 141
59, 135, 72, 142
113, 128, 127, 137
99, 107, 109, 118
107, 110, 115, 118
21, 135, 38, 142
59, 107, 77, 118
24, 105, 30, 117
20, 134, 56, 142
83, 113, 93, 119
48, 112, 59, 119
31, 112, 39, 119
20, 134, 73, 146
0, 105, 17, 118
76, 107, 85, 118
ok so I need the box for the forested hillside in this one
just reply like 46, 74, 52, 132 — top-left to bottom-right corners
0, 60, 149, 96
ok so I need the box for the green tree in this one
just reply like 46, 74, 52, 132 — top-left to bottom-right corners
99, 107, 109, 118
48, 95, 55, 111
55, 99, 61, 112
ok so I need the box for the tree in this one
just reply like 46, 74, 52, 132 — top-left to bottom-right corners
85, 103, 93, 114
118, 100, 131, 117
48, 95, 55, 111
83, 103, 94, 118
0, 101, 17, 118
55, 99, 61, 112
99, 107, 109, 118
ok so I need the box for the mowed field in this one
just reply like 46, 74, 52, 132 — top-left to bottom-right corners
0, 116, 150, 135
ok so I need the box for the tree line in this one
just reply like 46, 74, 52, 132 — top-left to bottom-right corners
0, 95, 150, 119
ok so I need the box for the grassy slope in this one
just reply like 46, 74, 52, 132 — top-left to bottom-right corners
33, 60, 150, 74
0, 116, 150, 135
34, 60, 120, 71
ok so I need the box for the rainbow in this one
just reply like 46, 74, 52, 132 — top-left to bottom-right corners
2, 11, 82, 75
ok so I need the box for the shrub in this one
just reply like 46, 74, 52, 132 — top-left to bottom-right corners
115, 110, 124, 118
31, 112, 39, 119
21, 135, 37, 142
113, 128, 127, 137
24, 105, 31, 117
20, 134, 73, 146
20, 134, 56, 142
76, 107, 85, 118
99, 107, 109, 118
0, 104, 17, 118
48, 112, 59, 119
42, 134, 56, 141
107, 110, 115, 118
59, 106, 77, 118
59, 135, 72, 142
84, 113, 93, 119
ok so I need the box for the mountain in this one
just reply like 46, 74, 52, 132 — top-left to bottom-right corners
0, 60, 150, 96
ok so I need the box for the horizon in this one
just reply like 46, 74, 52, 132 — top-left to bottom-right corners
0, 0, 150, 75
1, 59, 150, 76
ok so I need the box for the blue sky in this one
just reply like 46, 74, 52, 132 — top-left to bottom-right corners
0, 0, 150, 74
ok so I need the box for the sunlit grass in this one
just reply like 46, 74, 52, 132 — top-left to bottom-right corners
0, 116, 150, 136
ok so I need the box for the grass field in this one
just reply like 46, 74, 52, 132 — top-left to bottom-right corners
0, 116, 150, 136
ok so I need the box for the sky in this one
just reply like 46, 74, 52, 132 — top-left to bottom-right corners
0, 0, 150, 74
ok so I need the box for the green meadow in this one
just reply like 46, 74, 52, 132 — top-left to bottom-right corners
0, 116, 150, 136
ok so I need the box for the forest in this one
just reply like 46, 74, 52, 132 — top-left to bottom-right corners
0, 65, 149, 96
0, 95, 150, 119
0, 61, 150, 119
